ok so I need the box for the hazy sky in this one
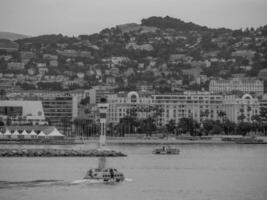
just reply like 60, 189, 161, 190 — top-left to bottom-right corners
1, 0, 267, 36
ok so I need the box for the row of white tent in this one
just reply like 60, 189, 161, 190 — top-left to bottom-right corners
0, 128, 64, 139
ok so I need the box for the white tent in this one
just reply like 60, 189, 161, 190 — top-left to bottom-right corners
11, 130, 20, 139
29, 130, 37, 139
13, 130, 20, 135
21, 130, 30, 139
3, 129, 11, 139
47, 128, 64, 137
21, 130, 28, 135
4, 129, 11, 136
37, 131, 46, 138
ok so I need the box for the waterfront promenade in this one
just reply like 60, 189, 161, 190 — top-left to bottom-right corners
1, 135, 267, 146
75, 135, 267, 145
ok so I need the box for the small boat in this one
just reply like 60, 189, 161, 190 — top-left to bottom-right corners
152, 145, 180, 154
84, 168, 125, 183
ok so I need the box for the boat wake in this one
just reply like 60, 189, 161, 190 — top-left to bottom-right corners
0, 178, 132, 189
0, 180, 63, 189
71, 178, 133, 184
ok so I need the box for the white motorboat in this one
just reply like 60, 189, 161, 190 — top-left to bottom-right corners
152, 145, 180, 155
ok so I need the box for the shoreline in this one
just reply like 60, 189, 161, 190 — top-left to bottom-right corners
1, 136, 267, 145
84, 139, 267, 145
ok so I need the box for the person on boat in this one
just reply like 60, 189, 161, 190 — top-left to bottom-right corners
88, 169, 93, 177
84, 169, 93, 179
110, 168, 114, 179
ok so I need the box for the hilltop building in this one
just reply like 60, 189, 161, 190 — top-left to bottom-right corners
209, 78, 264, 97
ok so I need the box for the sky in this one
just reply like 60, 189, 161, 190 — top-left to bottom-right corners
0, 0, 267, 36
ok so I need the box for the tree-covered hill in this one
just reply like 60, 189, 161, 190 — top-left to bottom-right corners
141, 16, 208, 31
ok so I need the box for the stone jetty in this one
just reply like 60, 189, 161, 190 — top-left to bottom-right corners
0, 149, 127, 157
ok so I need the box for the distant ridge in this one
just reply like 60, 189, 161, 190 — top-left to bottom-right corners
141, 16, 209, 31
0, 32, 29, 41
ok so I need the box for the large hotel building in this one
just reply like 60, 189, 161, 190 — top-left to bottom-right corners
107, 91, 260, 126
106, 91, 262, 126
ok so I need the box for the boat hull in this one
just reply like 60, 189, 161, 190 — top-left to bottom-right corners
152, 148, 180, 155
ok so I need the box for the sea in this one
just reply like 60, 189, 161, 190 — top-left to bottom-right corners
0, 143, 267, 200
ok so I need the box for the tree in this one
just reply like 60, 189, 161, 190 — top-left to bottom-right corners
116, 115, 138, 135
210, 124, 223, 135
6, 116, 12, 126
260, 107, 267, 122
222, 119, 237, 135
237, 122, 252, 136
178, 117, 199, 136
166, 119, 176, 135
260, 107, 267, 135
217, 110, 226, 122
200, 110, 210, 121
202, 119, 215, 134
61, 117, 71, 136
251, 114, 262, 134
138, 117, 157, 136
80, 97, 90, 105
237, 114, 246, 122
0, 120, 4, 126
0, 89, 6, 99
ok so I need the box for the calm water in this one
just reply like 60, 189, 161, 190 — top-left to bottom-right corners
0, 144, 267, 200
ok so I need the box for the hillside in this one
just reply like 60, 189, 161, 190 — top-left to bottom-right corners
0, 32, 29, 41
0, 16, 267, 92
0, 39, 19, 51
141, 16, 209, 31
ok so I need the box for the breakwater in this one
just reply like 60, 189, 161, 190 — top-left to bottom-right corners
0, 149, 127, 157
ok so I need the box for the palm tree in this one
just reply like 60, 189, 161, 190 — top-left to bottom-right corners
166, 119, 176, 136
237, 114, 246, 123
204, 109, 210, 119
251, 114, 261, 134
260, 107, 267, 135
139, 117, 156, 136
217, 111, 226, 123
61, 117, 71, 137
107, 123, 114, 137
222, 119, 237, 135
178, 117, 198, 136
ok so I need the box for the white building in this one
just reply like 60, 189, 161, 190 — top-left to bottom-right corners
106, 91, 224, 126
209, 78, 264, 97
152, 91, 223, 126
107, 91, 154, 124
105, 91, 262, 126
0, 100, 47, 125
223, 94, 260, 123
